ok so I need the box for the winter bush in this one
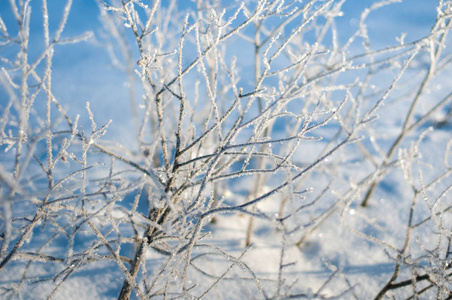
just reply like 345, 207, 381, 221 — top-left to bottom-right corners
1, 0, 452, 299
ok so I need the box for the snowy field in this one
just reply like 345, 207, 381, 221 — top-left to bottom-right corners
1, 0, 452, 299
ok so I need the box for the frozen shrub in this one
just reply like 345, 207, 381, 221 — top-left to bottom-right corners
0, 0, 451, 299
